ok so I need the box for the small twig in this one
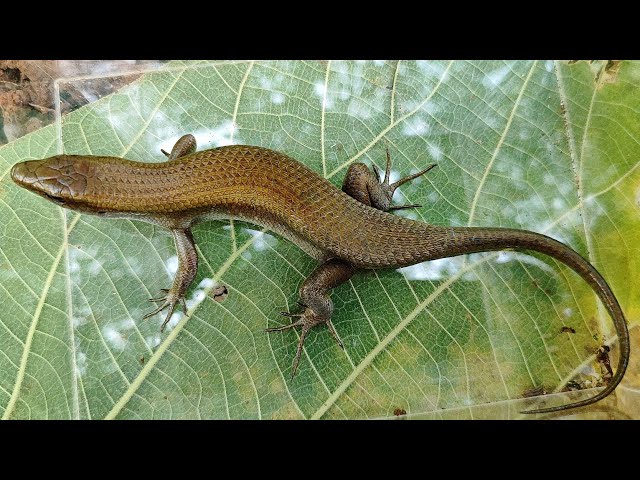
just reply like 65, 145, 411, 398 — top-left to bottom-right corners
28, 103, 54, 113
0, 80, 21, 88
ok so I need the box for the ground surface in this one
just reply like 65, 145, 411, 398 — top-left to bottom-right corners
0, 60, 165, 144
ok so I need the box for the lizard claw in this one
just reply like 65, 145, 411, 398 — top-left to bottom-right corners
266, 307, 343, 377
145, 288, 188, 332
375, 147, 437, 212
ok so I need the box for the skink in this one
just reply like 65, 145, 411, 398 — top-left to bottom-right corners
10, 134, 629, 415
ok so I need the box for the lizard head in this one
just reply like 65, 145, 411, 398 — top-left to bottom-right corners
11, 155, 94, 211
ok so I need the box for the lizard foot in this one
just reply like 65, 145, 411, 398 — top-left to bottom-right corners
266, 308, 343, 378
372, 147, 437, 211
145, 288, 189, 332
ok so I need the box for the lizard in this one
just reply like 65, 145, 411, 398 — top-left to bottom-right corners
10, 134, 630, 415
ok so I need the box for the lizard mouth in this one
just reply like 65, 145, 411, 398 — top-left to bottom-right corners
41, 192, 67, 206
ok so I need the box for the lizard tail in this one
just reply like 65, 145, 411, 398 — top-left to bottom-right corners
431, 226, 630, 414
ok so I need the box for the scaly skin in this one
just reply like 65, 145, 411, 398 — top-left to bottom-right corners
10, 138, 629, 415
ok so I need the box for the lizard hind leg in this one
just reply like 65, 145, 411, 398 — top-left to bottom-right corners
266, 259, 354, 378
342, 147, 436, 212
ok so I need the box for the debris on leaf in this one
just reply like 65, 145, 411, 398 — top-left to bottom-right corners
594, 60, 622, 87
596, 345, 613, 383
211, 285, 229, 302
522, 385, 547, 398
600, 60, 622, 86
561, 326, 576, 334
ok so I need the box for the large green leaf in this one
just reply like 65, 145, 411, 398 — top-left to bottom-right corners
0, 60, 638, 419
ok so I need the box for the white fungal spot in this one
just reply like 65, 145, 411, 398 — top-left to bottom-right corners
260, 77, 273, 89
244, 228, 277, 252
314, 81, 326, 98
496, 251, 512, 264
271, 92, 285, 105
76, 352, 87, 377
103, 327, 127, 351
346, 99, 372, 120
166, 255, 178, 276
72, 315, 88, 328
88, 260, 101, 275
482, 65, 511, 89
398, 257, 464, 281
552, 198, 564, 210
146, 334, 162, 348
428, 145, 443, 161
402, 117, 429, 136
198, 278, 216, 289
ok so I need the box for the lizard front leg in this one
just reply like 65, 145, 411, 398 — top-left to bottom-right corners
144, 134, 200, 331
161, 133, 197, 160
266, 259, 355, 378
144, 228, 198, 332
